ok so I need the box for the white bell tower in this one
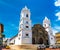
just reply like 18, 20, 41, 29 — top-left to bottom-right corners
18, 6, 32, 45
43, 17, 55, 47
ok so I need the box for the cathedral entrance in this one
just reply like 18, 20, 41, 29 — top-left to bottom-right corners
38, 38, 43, 44
32, 38, 35, 44
32, 37, 44, 44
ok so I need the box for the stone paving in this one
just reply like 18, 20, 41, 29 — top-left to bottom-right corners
2, 48, 60, 50
2, 49, 10, 50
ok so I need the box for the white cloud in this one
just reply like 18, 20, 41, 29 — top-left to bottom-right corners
54, 0, 60, 21
54, 26, 60, 30
52, 28, 58, 35
52, 25, 60, 35
55, 0, 60, 6
53, 0, 60, 34
55, 12, 60, 21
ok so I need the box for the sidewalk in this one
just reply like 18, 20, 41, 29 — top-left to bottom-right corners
2, 48, 10, 50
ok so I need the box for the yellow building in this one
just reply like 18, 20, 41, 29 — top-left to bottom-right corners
55, 32, 60, 45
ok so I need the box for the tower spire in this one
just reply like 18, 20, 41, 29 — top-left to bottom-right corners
45, 16, 48, 20
25, 6, 27, 9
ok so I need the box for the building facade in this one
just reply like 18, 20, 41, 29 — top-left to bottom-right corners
9, 6, 56, 47
43, 17, 55, 47
55, 32, 60, 46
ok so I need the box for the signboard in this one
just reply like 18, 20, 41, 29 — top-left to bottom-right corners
0, 24, 3, 33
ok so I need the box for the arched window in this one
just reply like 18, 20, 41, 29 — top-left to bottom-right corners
26, 21, 28, 24
26, 34, 28, 36
45, 24, 46, 27
14, 40, 15, 44
18, 38, 20, 40
26, 14, 28, 17
26, 26, 29, 28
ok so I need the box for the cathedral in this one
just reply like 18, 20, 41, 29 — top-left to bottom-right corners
9, 6, 55, 47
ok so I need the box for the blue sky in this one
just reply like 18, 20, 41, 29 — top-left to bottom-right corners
0, 0, 60, 38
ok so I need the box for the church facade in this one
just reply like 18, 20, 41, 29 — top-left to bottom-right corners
9, 6, 55, 47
